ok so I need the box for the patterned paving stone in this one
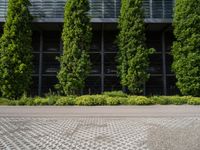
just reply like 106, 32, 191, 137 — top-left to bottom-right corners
0, 106, 200, 150
0, 116, 200, 150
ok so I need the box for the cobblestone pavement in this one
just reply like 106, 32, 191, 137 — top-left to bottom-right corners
0, 106, 200, 150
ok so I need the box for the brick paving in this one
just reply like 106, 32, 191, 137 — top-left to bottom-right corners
0, 106, 200, 150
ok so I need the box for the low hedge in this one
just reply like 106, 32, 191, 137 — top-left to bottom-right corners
0, 91, 200, 106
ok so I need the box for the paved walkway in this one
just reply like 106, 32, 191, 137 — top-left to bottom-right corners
0, 106, 200, 150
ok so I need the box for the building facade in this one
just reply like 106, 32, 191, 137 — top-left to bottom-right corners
0, 0, 178, 96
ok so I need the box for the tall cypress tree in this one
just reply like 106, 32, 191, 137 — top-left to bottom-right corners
57, 0, 92, 95
172, 0, 200, 96
117, 0, 154, 95
0, 0, 33, 99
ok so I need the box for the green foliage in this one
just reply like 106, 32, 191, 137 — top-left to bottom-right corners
117, 0, 154, 95
17, 95, 33, 106
55, 96, 76, 106
187, 97, 200, 105
128, 96, 155, 105
172, 0, 200, 96
151, 96, 189, 105
46, 95, 59, 105
106, 97, 128, 105
150, 96, 171, 105
103, 91, 128, 97
1, 94, 200, 106
0, 98, 16, 105
33, 97, 48, 106
75, 95, 107, 106
57, 0, 92, 95
0, 0, 33, 99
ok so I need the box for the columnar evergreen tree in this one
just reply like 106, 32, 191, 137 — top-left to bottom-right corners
117, 0, 154, 95
0, 0, 33, 99
172, 0, 200, 96
57, 0, 92, 95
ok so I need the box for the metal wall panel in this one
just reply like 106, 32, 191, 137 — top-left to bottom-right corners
0, 0, 173, 21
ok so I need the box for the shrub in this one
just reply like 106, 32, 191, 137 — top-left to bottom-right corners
150, 96, 171, 105
128, 96, 155, 105
57, 0, 92, 95
169, 96, 188, 105
55, 96, 76, 106
75, 95, 107, 106
46, 95, 60, 105
151, 96, 189, 105
187, 97, 200, 105
0, 98, 16, 105
0, 0, 33, 99
17, 96, 33, 106
172, 0, 200, 96
33, 97, 48, 106
117, 0, 155, 94
106, 97, 128, 105
103, 91, 128, 97
16, 94, 34, 106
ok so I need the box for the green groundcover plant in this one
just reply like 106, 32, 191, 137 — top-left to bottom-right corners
1, 91, 200, 106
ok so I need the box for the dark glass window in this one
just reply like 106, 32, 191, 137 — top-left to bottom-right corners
148, 54, 163, 74
146, 76, 163, 95
29, 76, 39, 96
42, 76, 58, 94
146, 32, 162, 52
90, 31, 101, 52
166, 76, 180, 95
166, 54, 173, 74
165, 31, 174, 52
84, 76, 101, 94
43, 31, 60, 52
104, 53, 117, 75
104, 31, 118, 52
90, 54, 101, 74
104, 76, 121, 91
33, 53, 39, 74
32, 31, 40, 52
42, 53, 60, 74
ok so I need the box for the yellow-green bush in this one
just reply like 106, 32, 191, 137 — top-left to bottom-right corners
106, 97, 126, 105
0, 98, 16, 105
151, 96, 189, 105
17, 95, 33, 106
103, 91, 128, 97
187, 97, 200, 105
128, 96, 155, 105
75, 95, 107, 106
55, 96, 76, 106
33, 97, 48, 106
1, 95, 200, 106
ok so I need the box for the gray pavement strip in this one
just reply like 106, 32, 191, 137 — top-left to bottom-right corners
0, 106, 200, 150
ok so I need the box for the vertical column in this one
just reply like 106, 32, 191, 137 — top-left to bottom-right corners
162, 31, 167, 95
101, 24, 104, 93
38, 31, 43, 96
